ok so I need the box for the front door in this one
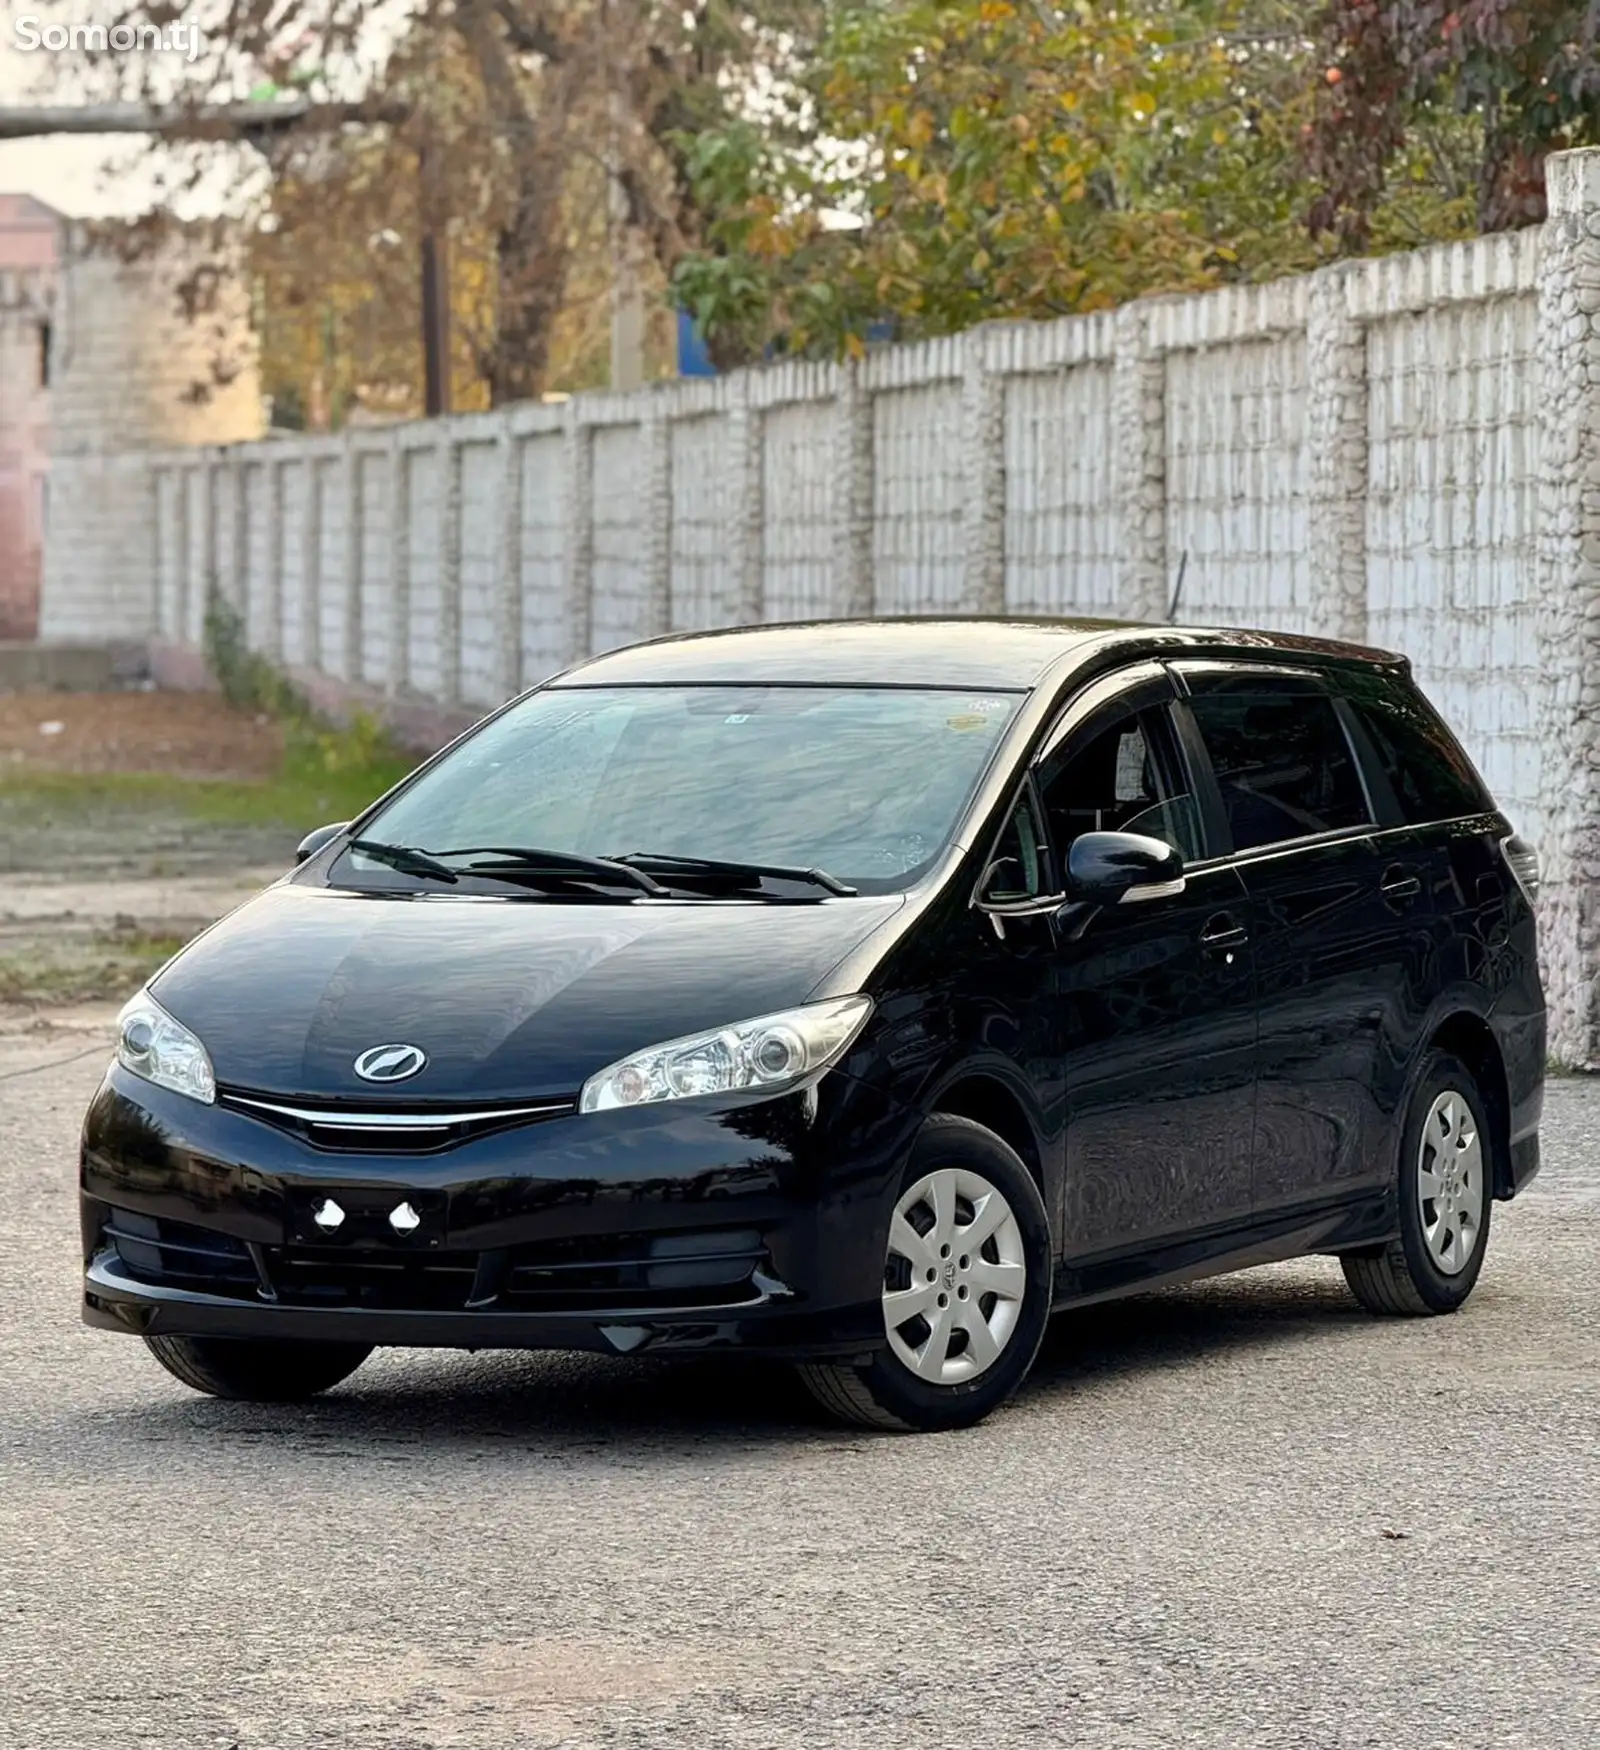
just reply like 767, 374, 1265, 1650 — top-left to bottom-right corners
1033, 679, 1258, 1261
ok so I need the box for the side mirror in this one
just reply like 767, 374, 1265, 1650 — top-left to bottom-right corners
295, 821, 350, 865
1066, 831, 1185, 906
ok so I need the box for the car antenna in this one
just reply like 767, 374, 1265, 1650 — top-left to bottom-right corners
1167, 548, 1189, 625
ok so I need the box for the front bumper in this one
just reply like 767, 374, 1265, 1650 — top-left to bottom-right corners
80, 1065, 915, 1362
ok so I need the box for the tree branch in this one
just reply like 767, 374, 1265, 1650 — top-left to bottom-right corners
0, 98, 409, 143
490, 0, 568, 63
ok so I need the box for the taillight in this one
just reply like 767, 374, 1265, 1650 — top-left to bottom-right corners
1501, 834, 1540, 903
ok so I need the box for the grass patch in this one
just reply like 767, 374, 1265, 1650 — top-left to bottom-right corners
198, 589, 419, 824
0, 720, 416, 879
0, 595, 421, 877
0, 928, 189, 1007
0, 741, 415, 835
1, 597, 417, 851
203, 727, 416, 828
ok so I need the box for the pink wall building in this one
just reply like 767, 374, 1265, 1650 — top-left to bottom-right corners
0, 194, 59, 641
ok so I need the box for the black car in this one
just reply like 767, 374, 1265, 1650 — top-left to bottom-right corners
80, 619, 1545, 1431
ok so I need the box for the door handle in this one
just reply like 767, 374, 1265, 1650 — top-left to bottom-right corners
1199, 914, 1248, 954
1380, 865, 1422, 903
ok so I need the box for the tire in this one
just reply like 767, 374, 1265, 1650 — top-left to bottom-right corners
798, 1113, 1052, 1432
144, 1334, 373, 1401
1341, 1049, 1494, 1317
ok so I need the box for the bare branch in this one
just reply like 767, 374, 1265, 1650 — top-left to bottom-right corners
0, 98, 409, 143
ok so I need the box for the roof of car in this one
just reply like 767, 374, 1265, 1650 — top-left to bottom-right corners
552, 617, 1406, 691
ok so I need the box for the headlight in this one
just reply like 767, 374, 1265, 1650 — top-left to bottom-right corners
116, 992, 216, 1105
579, 995, 873, 1114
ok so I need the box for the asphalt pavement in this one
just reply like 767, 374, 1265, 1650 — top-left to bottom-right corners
2, 1028, 1595, 1749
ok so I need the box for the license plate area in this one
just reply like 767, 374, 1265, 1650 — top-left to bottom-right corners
286, 1187, 448, 1249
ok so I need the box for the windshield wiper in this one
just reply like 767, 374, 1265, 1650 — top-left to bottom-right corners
611, 852, 858, 897
349, 839, 460, 883
432, 846, 668, 896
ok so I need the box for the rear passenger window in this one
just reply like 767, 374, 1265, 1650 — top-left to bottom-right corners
1340, 671, 1489, 825
1188, 685, 1373, 852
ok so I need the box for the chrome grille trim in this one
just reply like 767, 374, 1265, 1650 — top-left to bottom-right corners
225, 1095, 573, 1130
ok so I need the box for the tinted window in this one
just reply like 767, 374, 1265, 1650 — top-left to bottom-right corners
1039, 707, 1204, 863
1188, 685, 1372, 852
1340, 670, 1489, 825
344, 684, 1022, 894
983, 791, 1049, 902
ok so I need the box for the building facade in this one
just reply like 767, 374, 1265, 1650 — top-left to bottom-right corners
0, 194, 58, 640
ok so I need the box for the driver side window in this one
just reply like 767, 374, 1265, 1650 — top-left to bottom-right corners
1039, 707, 1202, 867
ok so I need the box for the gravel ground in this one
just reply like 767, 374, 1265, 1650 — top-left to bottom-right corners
1, 1039, 1595, 1750
0, 794, 306, 879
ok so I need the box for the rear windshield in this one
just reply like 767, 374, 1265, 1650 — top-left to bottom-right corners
343, 683, 1024, 893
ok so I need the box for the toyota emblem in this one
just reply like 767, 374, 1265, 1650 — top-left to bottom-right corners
353, 1043, 428, 1083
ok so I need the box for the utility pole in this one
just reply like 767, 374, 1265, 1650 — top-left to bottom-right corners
417, 141, 451, 418
607, 91, 645, 391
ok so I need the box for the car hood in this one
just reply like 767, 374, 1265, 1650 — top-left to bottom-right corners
150, 883, 904, 1101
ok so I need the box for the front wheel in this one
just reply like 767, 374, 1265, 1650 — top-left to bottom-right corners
144, 1334, 374, 1401
1342, 1049, 1494, 1317
798, 1114, 1052, 1432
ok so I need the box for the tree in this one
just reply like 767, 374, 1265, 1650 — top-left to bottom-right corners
1310, 1, 1600, 244
673, 0, 1337, 361
65, 0, 815, 406
670, 0, 1553, 361
613, 0, 827, 367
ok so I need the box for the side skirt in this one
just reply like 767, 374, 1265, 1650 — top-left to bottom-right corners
1051, 1192, 1394, 1312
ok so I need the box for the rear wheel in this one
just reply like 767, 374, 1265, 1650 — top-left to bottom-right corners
798, 1114, 1051, 1432
144, 1335, 373, 1401
1342, 1050, 1493, 1317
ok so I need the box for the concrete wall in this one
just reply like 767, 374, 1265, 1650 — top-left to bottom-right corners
39, 148, 1600, 1060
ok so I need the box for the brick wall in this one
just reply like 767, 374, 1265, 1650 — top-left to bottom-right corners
39, 148, 1600, 1059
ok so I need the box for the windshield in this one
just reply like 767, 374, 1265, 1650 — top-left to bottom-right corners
339, 683, 1024, 895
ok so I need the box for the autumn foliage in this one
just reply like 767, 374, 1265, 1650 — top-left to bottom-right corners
68, 0, 1600, 410
1309, 1, 1600, 242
